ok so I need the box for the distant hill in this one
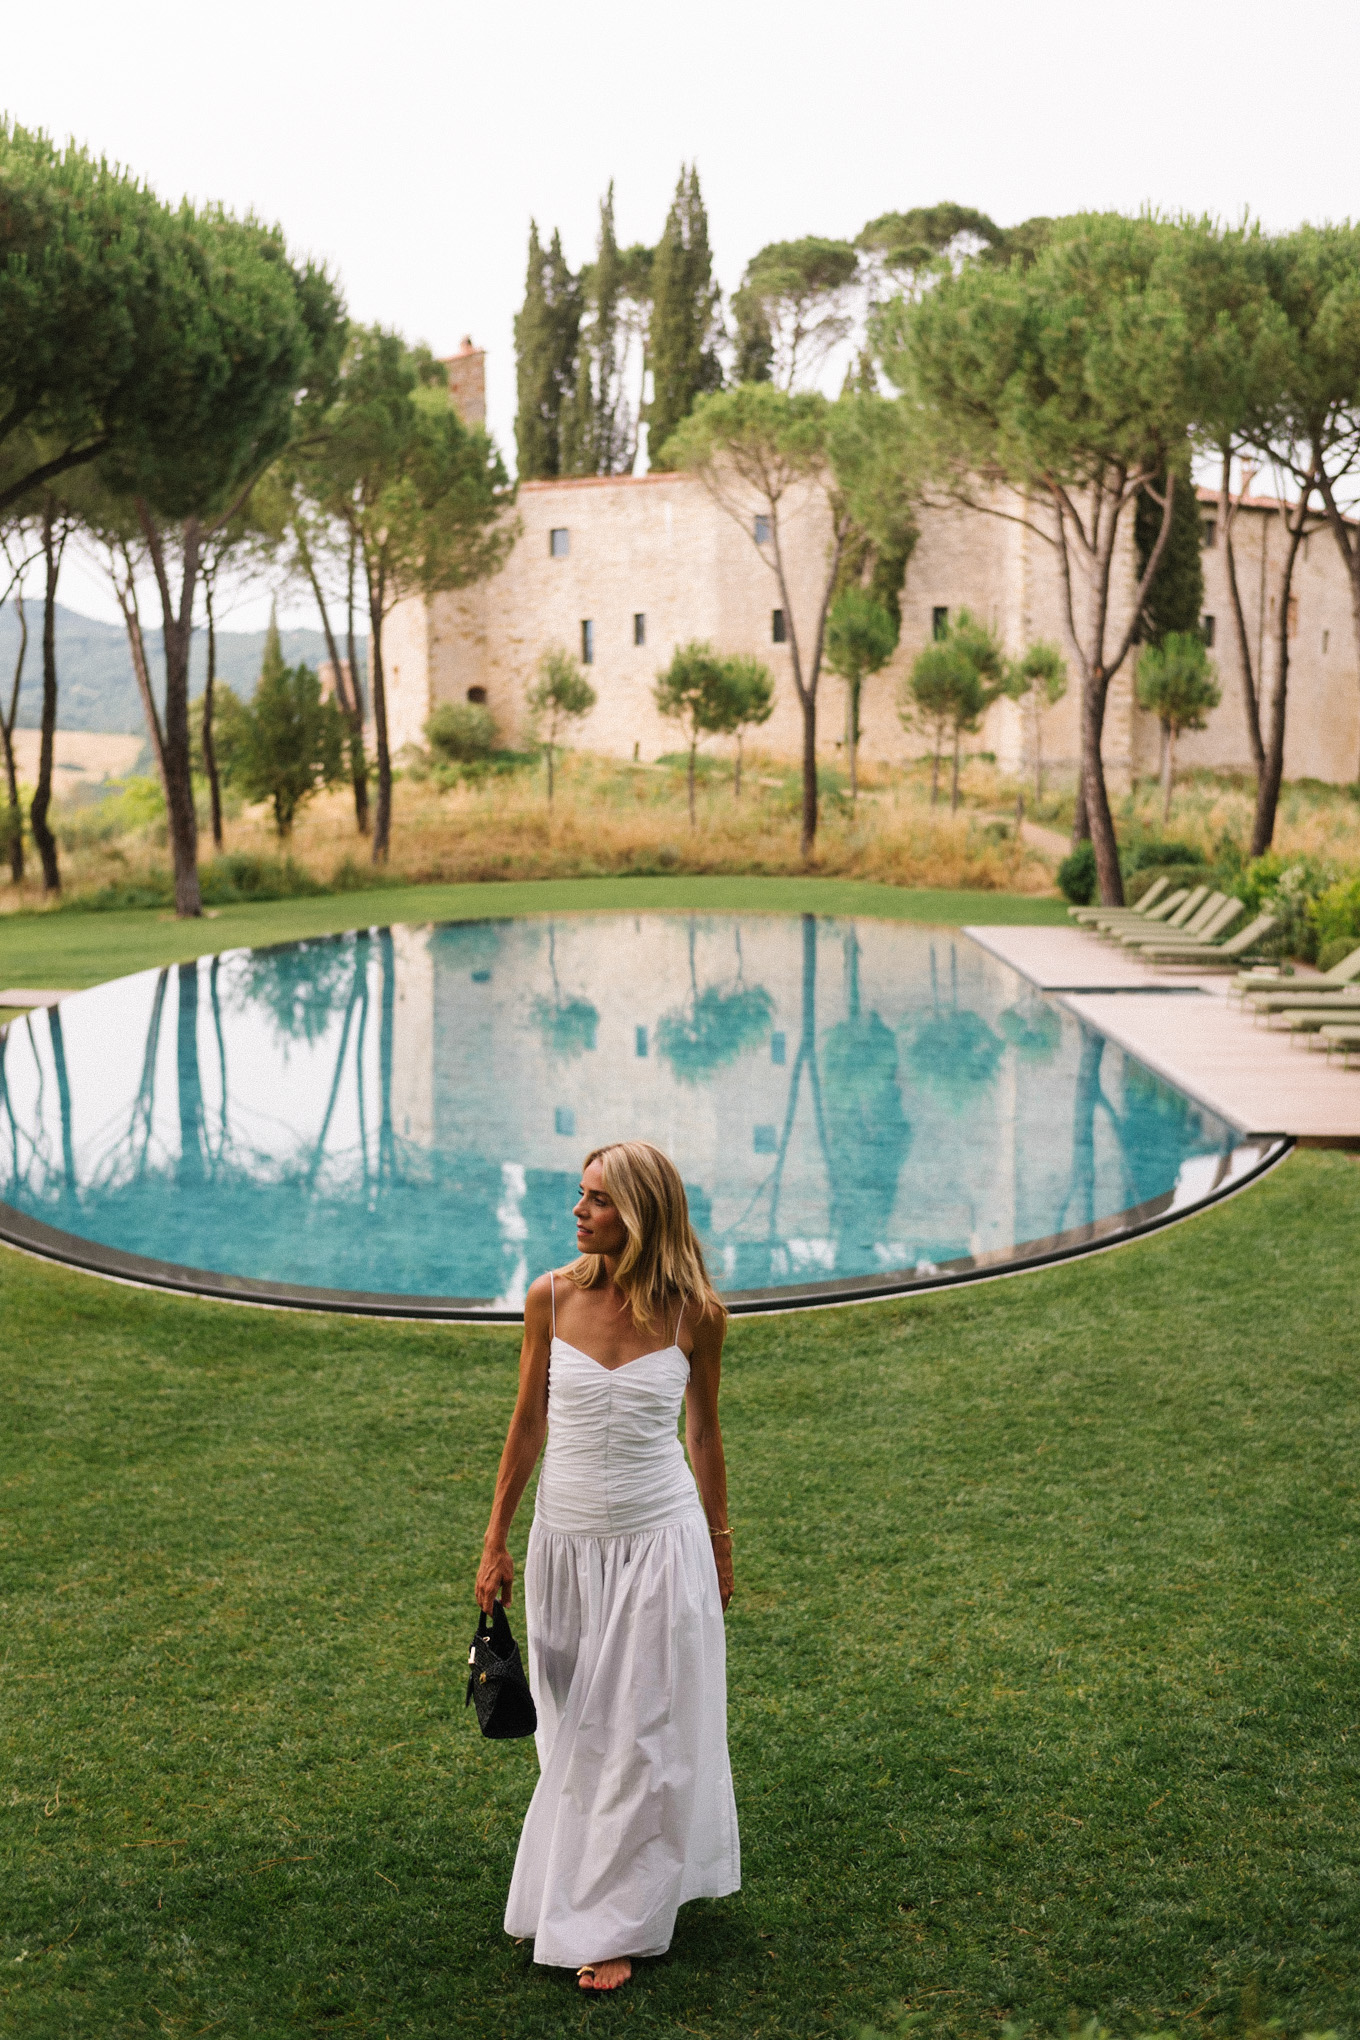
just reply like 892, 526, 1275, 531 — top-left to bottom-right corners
0, 601, 337, 735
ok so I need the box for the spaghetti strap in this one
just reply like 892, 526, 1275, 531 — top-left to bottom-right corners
550, 1269, 556, 1338
673, 1295, 686, 1347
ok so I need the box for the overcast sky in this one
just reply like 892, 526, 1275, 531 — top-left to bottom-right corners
8, 0, 1360, 630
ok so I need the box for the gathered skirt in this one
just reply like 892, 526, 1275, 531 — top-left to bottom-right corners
503, 1514, 740, 1967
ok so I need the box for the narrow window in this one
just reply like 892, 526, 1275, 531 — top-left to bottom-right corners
1287, 596, 1299, 639
932, 606, 949, 640
1201, 615, 1216, 648
754, 514, 771, 544
770, 1031, 786, 1067
581, 619, 594, 665
549, 528, 569, 558
554, 1106, 576, 1137
772, 608, 787, 644
1201, 516, 1217, 549
633, 612, 646, 647
635, 1025, 648, 1057
1323, 628, 1330, 654
466, 685, 487, 704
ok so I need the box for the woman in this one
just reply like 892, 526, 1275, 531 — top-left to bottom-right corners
476, 1139, 739, 1993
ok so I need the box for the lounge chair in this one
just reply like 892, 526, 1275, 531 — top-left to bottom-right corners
1239, 944, 1360, 1009
1137, 912, 1278, 970
1127, 897, 1245, 952
1256, 983, 1360, 1020
1069, 874, 1172, 925
1088, 885, 1189, 933
1119, 891, 1232, 947
1318, 1023, 1360, 1067
1275, 1008, 1360, 1040
1105, 886, 1207, 941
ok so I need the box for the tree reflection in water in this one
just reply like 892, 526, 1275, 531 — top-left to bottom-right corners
820, 928, 912, 1255
532, 923, 600, 1060
657, 922, 773, 1084
231, 936, 356, 1051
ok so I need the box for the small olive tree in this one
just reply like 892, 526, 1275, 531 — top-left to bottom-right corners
527, 647, 596, 804
900, 611, 1003, 811
1135, 631, 1221, 821
824, 587, 898, 808
713, 655, 775, 797
653, 641, 730, 826
1005, 640, 1068, 801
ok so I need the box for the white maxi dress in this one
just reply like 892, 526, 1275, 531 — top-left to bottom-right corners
504, 1280, 740, 1967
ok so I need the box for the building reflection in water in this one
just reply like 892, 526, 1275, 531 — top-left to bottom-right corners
0, 915, 1239, 1302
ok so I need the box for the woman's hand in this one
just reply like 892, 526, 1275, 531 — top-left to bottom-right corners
711, 1536, 734, 1612
476, 1541, 515, 1613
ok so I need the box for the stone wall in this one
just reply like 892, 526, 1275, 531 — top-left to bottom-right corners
377, 471, 1360, 789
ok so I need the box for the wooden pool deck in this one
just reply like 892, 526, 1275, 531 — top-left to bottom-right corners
966, 925, 1360, 1145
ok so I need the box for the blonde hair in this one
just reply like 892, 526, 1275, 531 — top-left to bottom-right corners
566, 1140, 725, 1333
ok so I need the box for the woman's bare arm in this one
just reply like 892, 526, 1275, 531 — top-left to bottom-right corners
475, 1274, 553, 1611
684, 1303, 733, 1610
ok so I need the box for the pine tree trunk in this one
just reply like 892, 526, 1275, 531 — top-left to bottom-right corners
1250, 511, 1310, 857
30, 509, 61, 895
950, 727, 961, 814
345, 536, 370, 836
687, 741, 696, 827
368, 600, 392, 863
203, 580, 223, 852
1162, 724, 1174, 823
3, 588, 26, 883
303, 524, 368, 837
734, 731, 743, 799
1071, 777, 1090, 848
1080, 670, 1123, 906
799, 693, 817, 860
846, 680, 859, 810
139, 507, 203, 918
930, 743, 940, 806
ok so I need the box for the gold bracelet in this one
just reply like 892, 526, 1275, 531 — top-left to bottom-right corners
709, 1526, 733, 1540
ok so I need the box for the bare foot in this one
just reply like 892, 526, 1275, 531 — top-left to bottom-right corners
578, 1958, 632, 1991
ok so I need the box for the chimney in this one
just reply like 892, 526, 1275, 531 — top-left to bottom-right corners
441, 336, 486, 429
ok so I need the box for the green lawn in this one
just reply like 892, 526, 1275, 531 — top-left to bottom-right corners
0, 875, 1069, 997
3, 1149, 1358, 2040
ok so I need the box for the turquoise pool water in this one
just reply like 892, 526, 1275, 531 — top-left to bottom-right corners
0, 913, 1247, 1308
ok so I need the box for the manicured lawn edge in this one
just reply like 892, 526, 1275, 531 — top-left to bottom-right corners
0, 875, 1068, 991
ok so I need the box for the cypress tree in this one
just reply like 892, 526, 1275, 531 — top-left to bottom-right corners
647, 165, 723, 467
561, 184, 631, 476
514, 223, 581, 479
1135, 466, 1205, 645
260, 598, 284, 687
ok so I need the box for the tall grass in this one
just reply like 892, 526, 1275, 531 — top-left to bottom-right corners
8, 751, 1360, 916
3, 753, 1054, 910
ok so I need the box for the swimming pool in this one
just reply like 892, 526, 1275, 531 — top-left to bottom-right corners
0, 913, 1277, 1314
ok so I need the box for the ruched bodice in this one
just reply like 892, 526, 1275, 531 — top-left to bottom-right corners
534, 1338, 704, 1536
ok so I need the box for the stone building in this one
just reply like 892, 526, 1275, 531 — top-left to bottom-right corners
379, 347, 1360, 790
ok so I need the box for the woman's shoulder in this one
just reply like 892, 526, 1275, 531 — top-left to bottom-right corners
524, 1268, 564, 1332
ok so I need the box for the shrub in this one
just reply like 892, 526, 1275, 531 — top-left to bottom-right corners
1318, 935, 1360, 973
1127, 862, 1206, 903
1311, 873, 1360, 958
426, 702, 498, 763
1057, 839, 1096, 903
1124, 836, 1206, 871
1235, 852, 1337, 961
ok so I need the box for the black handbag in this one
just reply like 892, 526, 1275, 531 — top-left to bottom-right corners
466, 1601, 538, 1739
